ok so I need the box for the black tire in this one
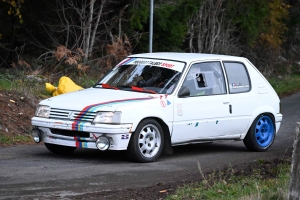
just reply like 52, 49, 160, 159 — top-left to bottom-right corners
44, 143, 76, 154
243, 114, 275, 152
127, 119, 164, 163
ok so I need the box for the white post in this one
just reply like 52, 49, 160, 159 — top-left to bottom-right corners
149, 0, 154, 53
289, 122, 300, 200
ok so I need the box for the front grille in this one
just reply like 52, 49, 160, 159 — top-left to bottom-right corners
49, 108, 96, 122
50, 129, 90, 138
70, 111, 96, 122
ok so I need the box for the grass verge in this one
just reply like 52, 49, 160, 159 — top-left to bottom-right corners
268, 74, 300, 97
0, 133, 33, 147
166, 158, 291, 200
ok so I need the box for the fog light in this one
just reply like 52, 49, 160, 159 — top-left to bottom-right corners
31, 128, 42, 143
95, 136, 110, 151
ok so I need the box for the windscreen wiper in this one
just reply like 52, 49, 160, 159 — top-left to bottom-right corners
94, 83, 119, 90
131, 86, 157, 94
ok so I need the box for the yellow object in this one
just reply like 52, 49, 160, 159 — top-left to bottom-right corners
46, 76, 83, 96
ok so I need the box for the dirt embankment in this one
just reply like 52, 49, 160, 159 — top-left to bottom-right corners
0, 90, 38, 146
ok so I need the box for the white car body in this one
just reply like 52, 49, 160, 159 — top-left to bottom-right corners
31, 53, 283, 162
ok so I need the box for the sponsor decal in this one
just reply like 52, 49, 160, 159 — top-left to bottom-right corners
132, 60, 174, 68
160, 100, 166, 107
159, 94, 170, 107
229, 83, 249, 89
121, 134, 129, 139
117, 58, 185, 72
177, 109, 183, 116
177, 103, 183, 116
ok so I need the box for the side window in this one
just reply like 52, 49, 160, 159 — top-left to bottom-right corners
182, 61, 226, 97
223, 62, 250, 94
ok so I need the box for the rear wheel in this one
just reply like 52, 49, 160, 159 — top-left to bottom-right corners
127, 119, 164, 162
243, 114, 275, 151
44, 143, 76, 154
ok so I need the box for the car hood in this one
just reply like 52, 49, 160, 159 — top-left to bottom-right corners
39, 88, 157, 112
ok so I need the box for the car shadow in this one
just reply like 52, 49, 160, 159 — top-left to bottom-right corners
33, 140, 249, 164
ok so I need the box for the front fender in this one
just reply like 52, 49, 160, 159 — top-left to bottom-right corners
129, 109, 171, 133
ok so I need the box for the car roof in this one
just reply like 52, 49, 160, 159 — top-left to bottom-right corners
128, 52, 246, 63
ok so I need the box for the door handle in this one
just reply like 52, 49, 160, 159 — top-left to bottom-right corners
229, 105, 232, 114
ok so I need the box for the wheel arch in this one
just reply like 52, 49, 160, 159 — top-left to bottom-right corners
131, 116, 173, 155
241, 111, 276, 140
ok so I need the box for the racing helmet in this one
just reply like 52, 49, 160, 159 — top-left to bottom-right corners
138, 66, 162, 87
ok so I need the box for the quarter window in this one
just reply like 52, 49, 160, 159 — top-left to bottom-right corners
223, 62, 250, 94
182, 62, 226, 96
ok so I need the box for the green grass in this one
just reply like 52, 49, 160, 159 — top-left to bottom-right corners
268, 74, 300, 96
166, 161, 290, 200
0, 134, 33, 146
0, 73, 17, 90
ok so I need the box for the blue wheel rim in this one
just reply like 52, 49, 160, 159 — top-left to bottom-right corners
255, 116, 274, 147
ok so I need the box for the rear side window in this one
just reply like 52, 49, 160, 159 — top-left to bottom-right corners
182, 61, 226, 96
223, 62, 251, 94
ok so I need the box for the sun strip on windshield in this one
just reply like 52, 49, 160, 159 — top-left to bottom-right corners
116, 58, 185, 72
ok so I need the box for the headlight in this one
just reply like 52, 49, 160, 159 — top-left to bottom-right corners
35, 105, 50, 118
93, 112, 121, 124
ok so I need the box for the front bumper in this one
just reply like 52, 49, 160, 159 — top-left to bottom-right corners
275, 113, 283, 133
31, 117, 133, 150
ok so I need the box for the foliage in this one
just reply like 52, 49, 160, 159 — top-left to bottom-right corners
166, 160, 290, 200
104, 34, 132, 70
127, 0, 150, 30
126, 0, 200, 52
227, 0, 290, 50
53, 45, 89, 75
227, 0, 269, 45
0, 0, 299, 73
259, 0, 290, 49
2, 0, 24, 23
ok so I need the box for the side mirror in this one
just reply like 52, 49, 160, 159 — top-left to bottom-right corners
178, 86, 190, 98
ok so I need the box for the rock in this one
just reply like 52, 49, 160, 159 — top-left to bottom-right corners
25, 75, 48, 83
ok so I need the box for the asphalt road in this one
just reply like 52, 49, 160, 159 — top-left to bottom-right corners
0, 92, 299, 200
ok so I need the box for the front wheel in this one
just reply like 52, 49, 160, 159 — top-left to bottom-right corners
44, 143, 76, 154
127, 119, 164, 162
243, 114, 275, 152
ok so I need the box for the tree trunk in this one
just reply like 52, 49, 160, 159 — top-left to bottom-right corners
89, 0, 105, 58
83, 0, 95, 63
289, 122, 300, 200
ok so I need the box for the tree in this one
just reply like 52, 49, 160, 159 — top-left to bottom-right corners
187, 0, 240, 55
126, 0, 200, 52
32, 0, 130, 73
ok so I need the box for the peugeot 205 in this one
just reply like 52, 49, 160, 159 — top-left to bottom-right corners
31, 53, 283, 162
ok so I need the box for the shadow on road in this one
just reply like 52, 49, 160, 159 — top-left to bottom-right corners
32, 141, 249, 163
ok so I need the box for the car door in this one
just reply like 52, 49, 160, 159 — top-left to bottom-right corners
223, 61, 253, 135
171, 61, 232, 144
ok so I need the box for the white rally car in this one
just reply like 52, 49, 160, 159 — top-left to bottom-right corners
31, 53, 283, 162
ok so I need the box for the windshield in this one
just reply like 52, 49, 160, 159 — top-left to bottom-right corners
95, 58, 185, 94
